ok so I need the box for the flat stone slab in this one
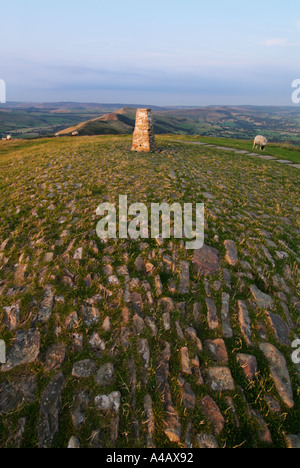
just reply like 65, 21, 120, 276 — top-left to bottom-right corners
207, 367, 235, 392
250, 285, 274, 309
265, 311, 291, 346
193, 244, 221, 276
290, 164, 300, 169
259, 343, 294, 409
274, 160, 293, 164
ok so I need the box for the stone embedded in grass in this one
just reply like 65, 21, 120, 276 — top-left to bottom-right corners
178, 261, 190, 295
250, 285, 274, 309
72, 359, 97, 379
224, 239, 239, 266
196, 433, 219, 449
259, 342, 294, 409
221, 292, 233, 338
206, 298, 219, 330
236, 354, 258, 381
95, 363, 115, 387
73, 247, 83, 260
237, 300, 253, 347
95, 391, 121, 413
192, 244, 221, 276
3, 302, 20, 331
205, 339, 228, 364
0, 374, 37, 415
200, 395, 225, 436
72, 389, 91, 428
37, 373, 66, 448
207, 367, 235, 392
265, 311, 291, 346
1, 329, 40, 372
45, 343, 66, 371
36, 285, 54, 323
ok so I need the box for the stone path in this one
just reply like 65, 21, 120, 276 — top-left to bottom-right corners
175, 140, 300, 169
0, 136, 299, 448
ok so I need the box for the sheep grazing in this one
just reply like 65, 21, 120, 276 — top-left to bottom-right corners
253, 135, 268, 151
71, 131, 79, 137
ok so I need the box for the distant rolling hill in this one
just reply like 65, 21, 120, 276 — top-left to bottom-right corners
1, 102, 300, 144
56, 105, 300, 145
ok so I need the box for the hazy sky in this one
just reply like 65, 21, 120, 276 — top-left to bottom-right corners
0, 0, 300, 105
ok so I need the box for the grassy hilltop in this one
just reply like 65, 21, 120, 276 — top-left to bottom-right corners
0, 135, 299, 448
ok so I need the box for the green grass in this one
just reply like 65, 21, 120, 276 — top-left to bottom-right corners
169, 135, 300, 164
0, 135, 299, 448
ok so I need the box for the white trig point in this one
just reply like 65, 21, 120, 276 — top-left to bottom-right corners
0, 339, 6, 364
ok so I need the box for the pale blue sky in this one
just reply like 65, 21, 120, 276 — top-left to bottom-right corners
0, 0, 300, 105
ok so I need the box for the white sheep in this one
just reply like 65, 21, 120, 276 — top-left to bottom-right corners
71, 131, 79, 137
253, 135, 268, 151
6, 135, 12, 141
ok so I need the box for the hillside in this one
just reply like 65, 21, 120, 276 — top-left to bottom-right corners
0, 135, 299, 448
1, 103, 300, 145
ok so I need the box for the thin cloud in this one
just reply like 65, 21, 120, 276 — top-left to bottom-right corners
263, 38, 300, 47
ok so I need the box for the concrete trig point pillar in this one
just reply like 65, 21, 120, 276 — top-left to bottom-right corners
131, 108, 157, 152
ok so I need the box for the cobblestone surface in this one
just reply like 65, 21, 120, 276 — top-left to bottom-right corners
0, 135, 299, 448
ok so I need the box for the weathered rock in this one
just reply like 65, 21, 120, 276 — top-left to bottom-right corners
137, 338, 150, 383
192, 244, 221, 276
72, 360, 97, 379
206, 298, 219, 330
1, 329, 40, 372
95, 363, 115, 387
144, 394, 156, 448
201, 395, 225, 435
131, 109, 157, 152
224, 240, 239, 266
80, 304, 100, 327
265, 311, 291, 346
156, 342, 181, 443
0, 374, 37, 414
196, 433, 219, 448
37, 373, 66, 448
45, 343, 66, 371
178, 261, 190, 294
236, 354, 258, 380
131, 292, 143, 315
12, 417, 27, 448
251, 409, 272, 444
238, 300, 253, 347
259, 343, 294, 409
221, 292, 233, 338
206, 339, 228, 364
68, 436, 80, 448
3, 302, 20, 331
178, 375, 196, 409
285, 434, 300, 448
180, 347, 192, 375
250, 285, 274, 309
65, 311, 79, 329
95, 391, 121, 413
207, 367, 235, 392
36, 285, 54, 322
72, 389, 90, 428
